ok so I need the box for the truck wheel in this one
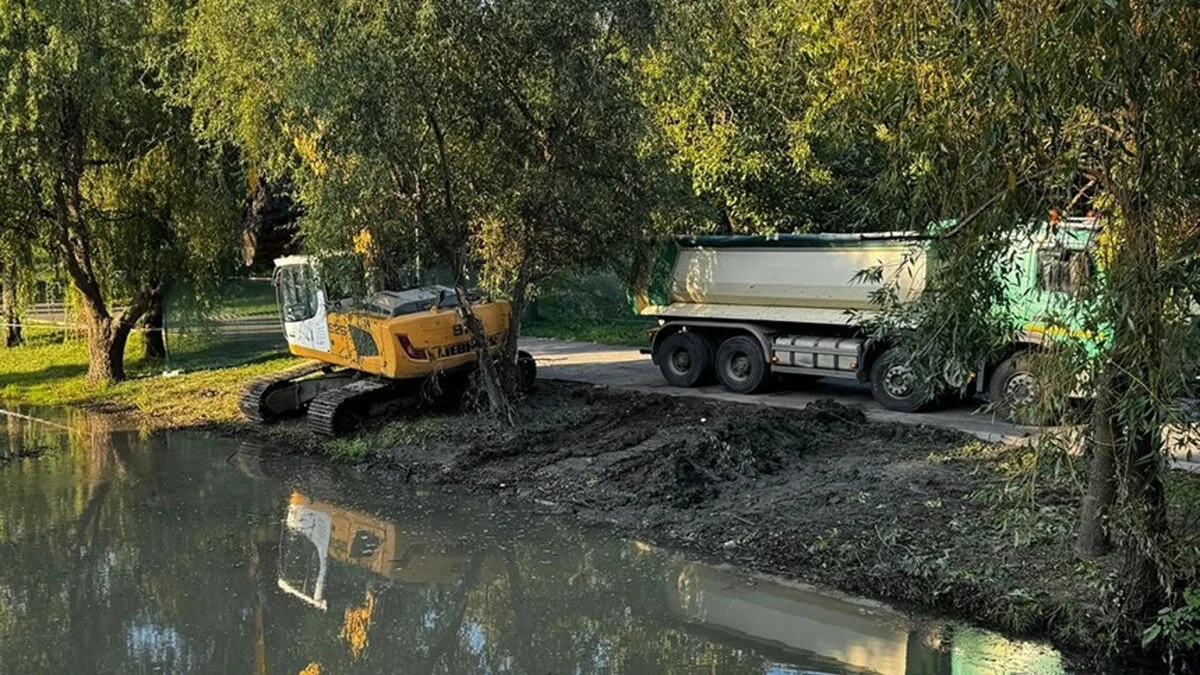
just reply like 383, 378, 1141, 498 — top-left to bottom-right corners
516, 350, 537, 392
656, 332, 714, 387
988, 354, 1041, 423
869, 349, 930, 413
715, 336, 769, 394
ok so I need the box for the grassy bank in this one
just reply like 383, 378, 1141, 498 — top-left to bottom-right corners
0, 328, 295, 428
0, 318, 645, 427
523, 319, 654, 347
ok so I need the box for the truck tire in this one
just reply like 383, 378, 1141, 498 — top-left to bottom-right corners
869, 349, 930, 413
988, 354, 1040, 423
715, 335, 769, 394
656, 332, 715, 387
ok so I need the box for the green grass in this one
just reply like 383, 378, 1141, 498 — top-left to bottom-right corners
523, 319, 654, 347
328, 414, 477, 460
0, 326, 299, 428
0, 317, 648, 431
215, 278, 279, 315
164, 332, 288, 371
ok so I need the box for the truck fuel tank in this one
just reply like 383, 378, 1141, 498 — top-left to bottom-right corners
772, 335, 862, 377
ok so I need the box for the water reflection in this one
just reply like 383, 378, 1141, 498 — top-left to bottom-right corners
0, 407, 1076, 674
273, 488, 1065, 675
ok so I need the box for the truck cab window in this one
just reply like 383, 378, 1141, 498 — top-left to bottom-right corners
1037, 247, 1093, 295
276, 265, 320, 322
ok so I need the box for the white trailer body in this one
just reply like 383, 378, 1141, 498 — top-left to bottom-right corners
643, 235, 926, 326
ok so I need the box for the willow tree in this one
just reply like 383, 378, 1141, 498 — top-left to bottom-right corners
455, 0, 660, 361
800, 0, 1200, 644
639, 0, 885, 234
183, 0, 658, 408
0, 0, 239, 381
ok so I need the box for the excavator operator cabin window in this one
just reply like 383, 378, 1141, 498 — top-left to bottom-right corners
277, 265, 320, 323
1037, 246, 1094, 296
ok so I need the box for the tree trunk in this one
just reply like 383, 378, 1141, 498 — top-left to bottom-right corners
85, 315, 123, 384
501, 253, 534, 381
1, 264, 21, 348
455, 286, 513, 425
1097, 102, 1170, 614
1118, 422, 1169, 620
142, 285, 166, 360
82, 286, 157, 385
1075, 372, 1117, 558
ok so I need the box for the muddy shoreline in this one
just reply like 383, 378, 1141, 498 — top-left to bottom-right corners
195, 379, 1163, 667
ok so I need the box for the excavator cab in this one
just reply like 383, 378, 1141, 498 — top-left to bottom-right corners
273, 256, 332, 355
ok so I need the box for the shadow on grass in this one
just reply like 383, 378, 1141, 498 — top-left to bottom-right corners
165, 347, 289, 372
0, 362, 89, 391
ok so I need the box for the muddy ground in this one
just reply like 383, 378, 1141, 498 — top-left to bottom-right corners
260, 380, 1125, 657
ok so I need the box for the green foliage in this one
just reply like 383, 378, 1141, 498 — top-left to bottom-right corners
523, 320, 653, 347
815, 0, 1200, 642
641, 0, 883, 233
1144, 589, 1200, 656
182, 0, 672, 306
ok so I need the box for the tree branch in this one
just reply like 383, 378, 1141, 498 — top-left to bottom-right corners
1065, 177, 1097, 214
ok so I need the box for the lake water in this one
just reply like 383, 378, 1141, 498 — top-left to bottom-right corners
0, 407, 1079, 674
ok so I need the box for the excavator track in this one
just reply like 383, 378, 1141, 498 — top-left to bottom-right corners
306, 378, 396, 437
238, 361, 328, 423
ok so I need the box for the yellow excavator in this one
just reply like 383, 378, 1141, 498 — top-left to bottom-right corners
239, 255, 535, 435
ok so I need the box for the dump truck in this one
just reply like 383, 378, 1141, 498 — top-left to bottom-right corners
636, 219, 1098, 416
240, 255, 536, 435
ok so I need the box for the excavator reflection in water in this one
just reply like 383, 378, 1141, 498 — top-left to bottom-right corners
275, 492, 1065, 675
277, 492, 494, 612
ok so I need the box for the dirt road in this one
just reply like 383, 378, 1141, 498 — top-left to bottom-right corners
520, 337, 1030, 442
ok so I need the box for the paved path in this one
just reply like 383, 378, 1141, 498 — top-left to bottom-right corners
520, 337, 1032, 443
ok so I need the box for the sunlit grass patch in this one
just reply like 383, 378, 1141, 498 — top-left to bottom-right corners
0, 327, 298, 427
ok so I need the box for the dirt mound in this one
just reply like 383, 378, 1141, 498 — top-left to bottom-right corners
592, 399, 864, 507
377, 384, 891, 517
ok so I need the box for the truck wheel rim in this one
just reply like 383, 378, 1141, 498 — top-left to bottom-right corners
670, 349, 692, 374
729, 353, 752, 381
884, 365, 914, 398
1005, 372, 1037, 405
